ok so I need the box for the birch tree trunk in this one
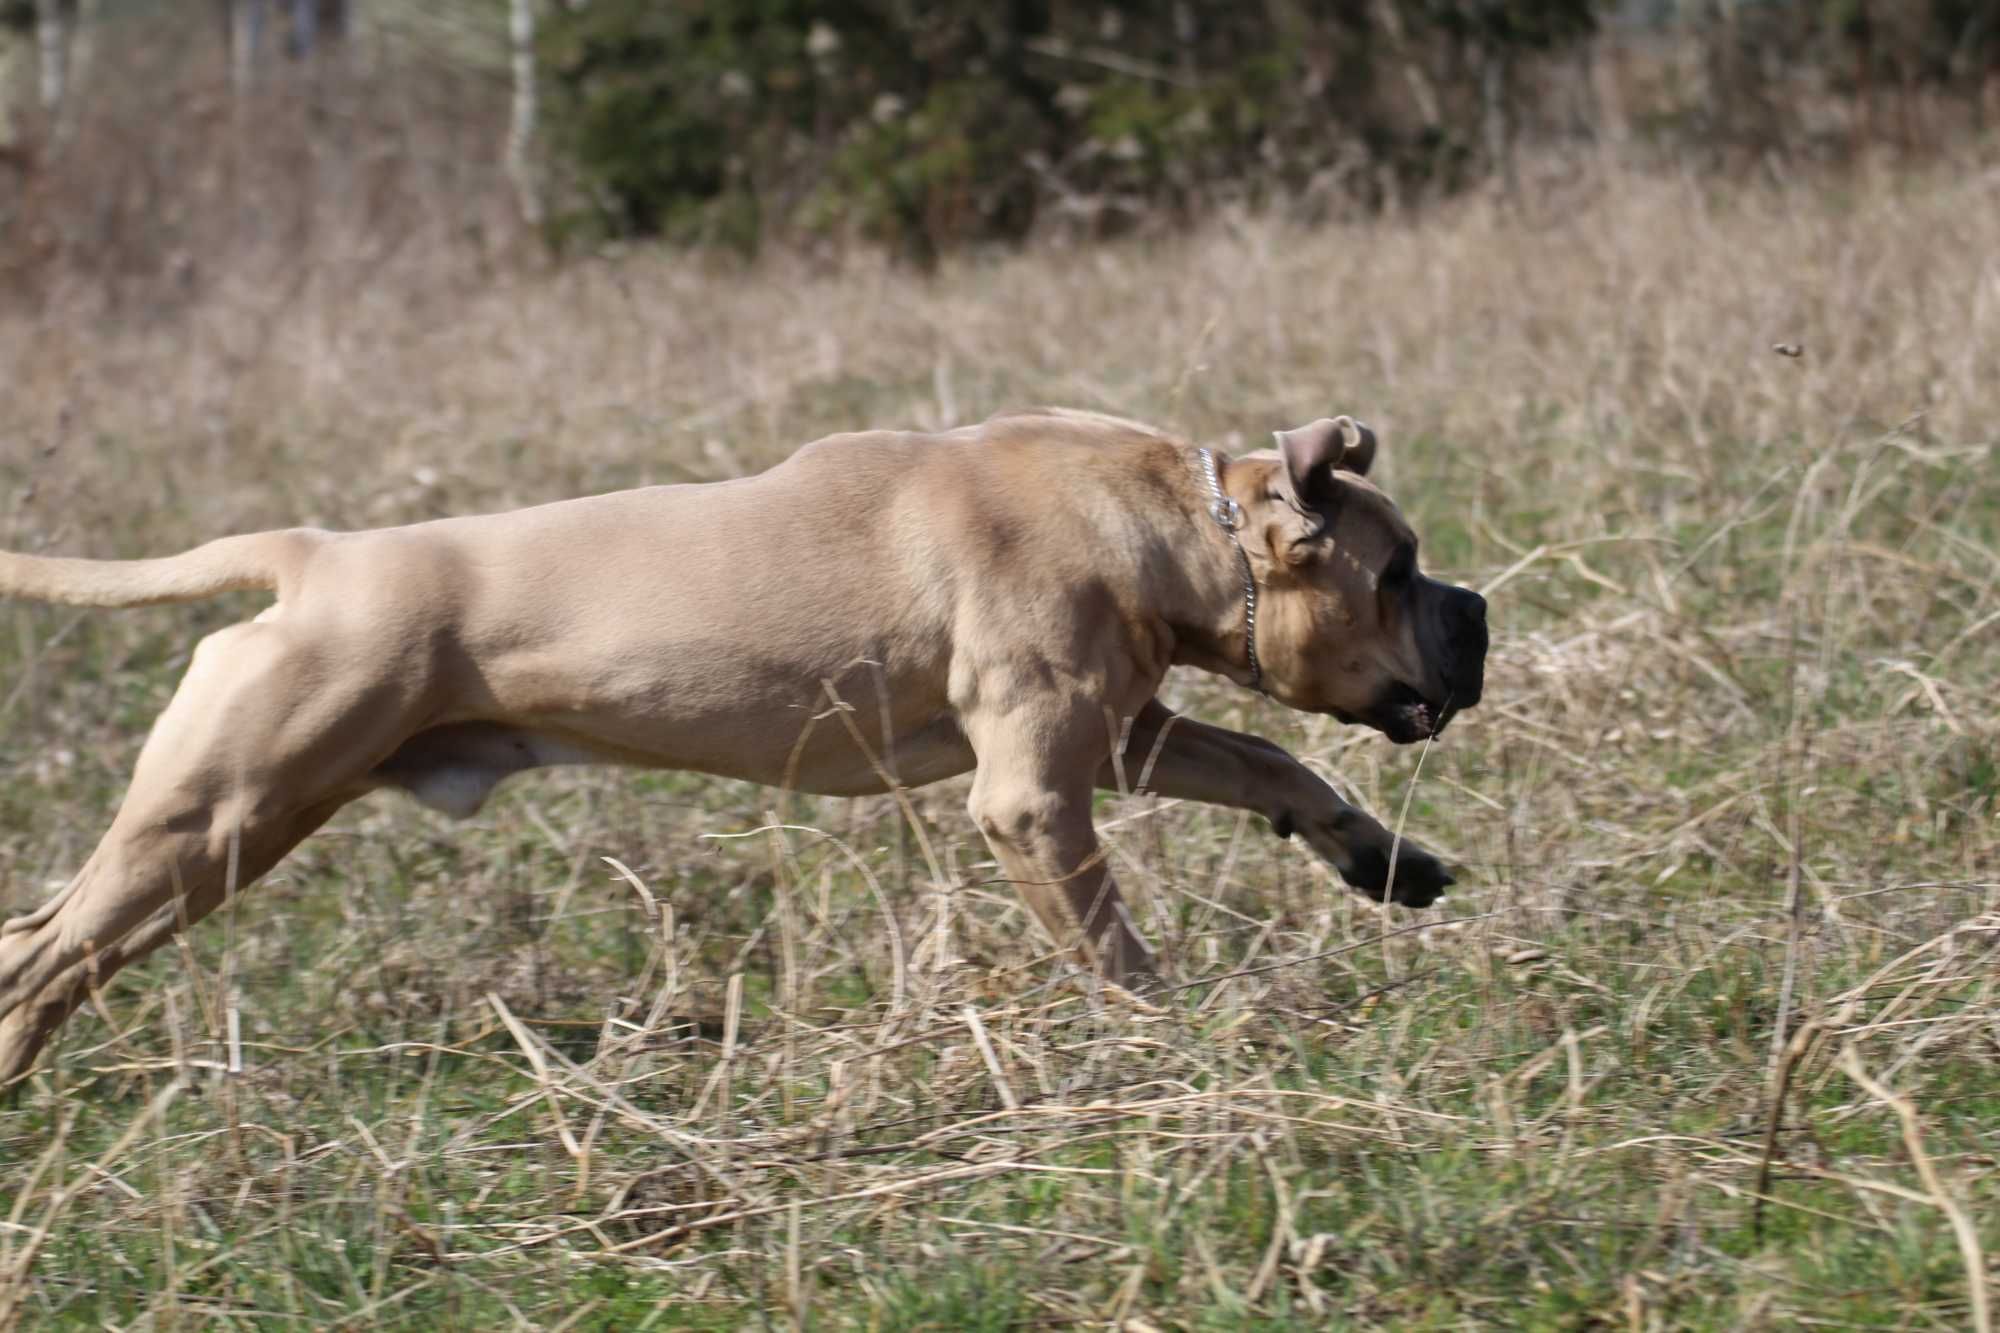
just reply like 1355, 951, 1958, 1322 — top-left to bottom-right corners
287, 0, 313, 59
343, 0, 375, 76
0, 21, 28, 155
67, 0, 92, 89
231, 0, 266, 94
507, 0, 541, 225
1480, 46, 1516, 202
54, 0, 94, 148
35, 0, 63, 113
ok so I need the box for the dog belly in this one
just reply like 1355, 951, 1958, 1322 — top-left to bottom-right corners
775, 712, 977, 795
539, 703, 976, 796
372, 707, 975, 815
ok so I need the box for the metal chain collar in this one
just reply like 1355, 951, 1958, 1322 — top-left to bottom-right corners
1195, 447, 1262, 692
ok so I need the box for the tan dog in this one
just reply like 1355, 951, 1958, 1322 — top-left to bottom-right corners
0, 408, 1485, 1084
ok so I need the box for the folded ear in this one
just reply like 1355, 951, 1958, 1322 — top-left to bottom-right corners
1273, 415, 1377, 510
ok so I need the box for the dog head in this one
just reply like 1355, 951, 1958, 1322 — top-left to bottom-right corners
1239, 416, 1487, 743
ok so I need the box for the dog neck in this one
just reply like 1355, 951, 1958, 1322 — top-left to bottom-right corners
1166, 445, 1266, 691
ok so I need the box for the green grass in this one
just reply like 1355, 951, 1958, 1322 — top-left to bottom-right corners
4, 157, 2000, 1327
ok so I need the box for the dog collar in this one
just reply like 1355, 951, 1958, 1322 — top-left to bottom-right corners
1195, 447, 1262, 692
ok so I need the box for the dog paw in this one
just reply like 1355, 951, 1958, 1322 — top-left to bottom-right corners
1336, 839, 1454, 908
1292, 812, 1453, 908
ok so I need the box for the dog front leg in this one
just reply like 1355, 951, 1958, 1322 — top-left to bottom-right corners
963, 705, 1157, 984
1099, 700, 1453, 908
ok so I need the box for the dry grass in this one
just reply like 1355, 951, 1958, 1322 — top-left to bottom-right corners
2, 152, 1998, 1328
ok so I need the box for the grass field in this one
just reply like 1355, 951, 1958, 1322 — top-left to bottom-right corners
2, 157, 1998, 1329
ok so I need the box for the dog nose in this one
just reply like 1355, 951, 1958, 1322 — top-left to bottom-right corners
1443, 587, 1487, 707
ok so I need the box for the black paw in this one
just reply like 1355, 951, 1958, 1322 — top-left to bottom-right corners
1341, 841, 1453, 908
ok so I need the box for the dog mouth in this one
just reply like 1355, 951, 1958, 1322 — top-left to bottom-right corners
1335, 683, 1455, 745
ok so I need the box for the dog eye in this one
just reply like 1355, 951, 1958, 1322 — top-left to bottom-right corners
1381, 546, 1416, 586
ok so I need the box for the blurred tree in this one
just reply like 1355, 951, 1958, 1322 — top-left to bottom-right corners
1683, 0, 2000, 150
286, 0, 313, 57
0, 3, 29, 157
34, 0, 60, 112
231, 0, 265, 91
9, 0, 1993, 267
229, 0, 348, 90
540, 0, 1607, 258
1414, 0, 1599, 189
508, 0, 540, 223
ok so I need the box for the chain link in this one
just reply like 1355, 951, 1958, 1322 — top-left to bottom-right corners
1195, 447, 1261, 692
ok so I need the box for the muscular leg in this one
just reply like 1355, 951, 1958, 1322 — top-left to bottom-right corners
1097, 699, 1453, 907
0, 621, 412, 1086
0, 796, 354, 1084
964, 699, 1156, 984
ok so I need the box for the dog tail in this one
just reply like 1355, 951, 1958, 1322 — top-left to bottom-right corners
0, 530, 318, 608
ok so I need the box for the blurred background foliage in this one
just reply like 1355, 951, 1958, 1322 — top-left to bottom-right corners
1, 0, 1997, 281
537, 0, 1602, 257
534, 0, 2000, 257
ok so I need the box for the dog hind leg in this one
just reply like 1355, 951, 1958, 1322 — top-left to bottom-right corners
0, 795, 351, 1085
0, 621, 414, 1085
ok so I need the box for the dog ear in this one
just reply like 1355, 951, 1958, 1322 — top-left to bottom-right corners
1273, 416, 1376, 511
